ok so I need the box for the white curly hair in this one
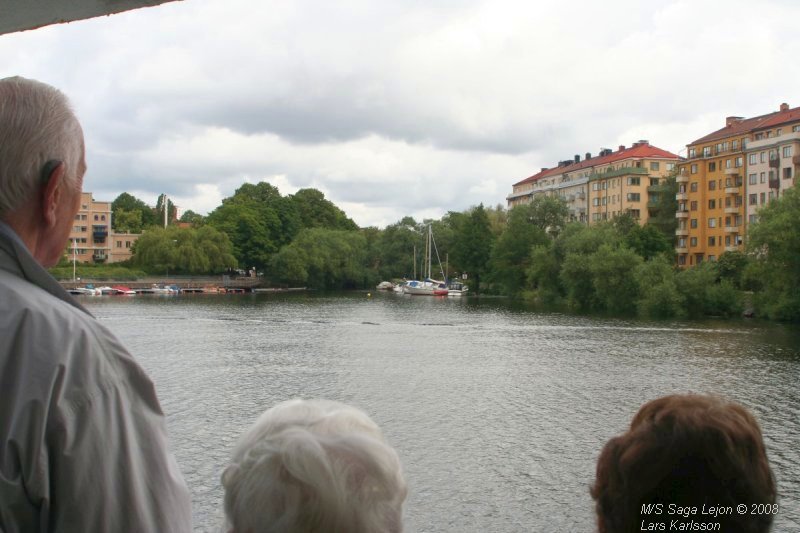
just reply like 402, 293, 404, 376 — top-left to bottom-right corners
222, 399, 407, 533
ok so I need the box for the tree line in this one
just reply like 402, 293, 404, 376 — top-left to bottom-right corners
103, 181, 800, 322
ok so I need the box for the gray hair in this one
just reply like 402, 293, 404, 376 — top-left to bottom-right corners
0, 76, 84, 217
222, 399, 407, 533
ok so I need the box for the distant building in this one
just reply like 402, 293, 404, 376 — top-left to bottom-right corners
676, 103, 799, 267
68, 192, 140, 264
508, 141, 680, 225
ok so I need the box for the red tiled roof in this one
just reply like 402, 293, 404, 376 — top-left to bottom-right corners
689, 105, 800, 145
513, 142, 680, 187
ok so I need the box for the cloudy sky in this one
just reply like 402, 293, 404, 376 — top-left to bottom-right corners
1, 0, 798, 228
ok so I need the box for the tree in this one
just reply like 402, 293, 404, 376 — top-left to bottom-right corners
524, 195, 570, 238
111, 192, 157, 230
270, 228, 370, 289
289, 188, 358, 231
450, 204, 495, 292
588, 244, 642, 314
646, 170, 679, 240
746, 186, 800, 320
625, 224, 673, 260
635, 256, 685, 318
488, 204, 548, 295
132, 226, 236, 275
179, 210, 205, 226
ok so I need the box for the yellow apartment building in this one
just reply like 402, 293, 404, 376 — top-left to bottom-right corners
677, 103, 799, 267
508, 141, 679, 225
68, 192, 140, 264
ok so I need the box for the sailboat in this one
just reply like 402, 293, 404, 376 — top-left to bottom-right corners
402, 225, 449, 296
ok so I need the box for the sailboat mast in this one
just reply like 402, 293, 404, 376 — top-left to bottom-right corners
427, 225, 432, 279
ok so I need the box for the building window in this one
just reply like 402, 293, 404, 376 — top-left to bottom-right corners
125, 241, 131, 248
760, 192, 766, 204
690, 182, 698, 192
749, 194, 757, 205
650, 178, 659, 186
690, 218, 698, 228
735, 156, 743, 168
784, 167, 793, 179
116, 241, 122, 248
627, 177, 641, 186
689, 148, 696, 158
708, 162, 716, 172
666, 163, 675, 171
678, 238, 687, 248
748, 154, 757, 164
708, 180, 716, 191
703, 147, 712, 157
760, 152, 766, 163
690, 201, 698, 211
650, 162, 660, 171
760, 172, 766, 183
94, 214, 98, 221
627, 193, 641, 202
690, 237, 698, 247
782, 146, 792, 158
708, 199, 716, 209
725, 159, 731, 169
593, 198, 600, 206
691, 164, 698, 174
708, 236, 716, 246
732, 140, 739, 150
708, 218, 717, 228
749, 214, 758, 224
749, 173, 757, 185
101, 215, 106, 221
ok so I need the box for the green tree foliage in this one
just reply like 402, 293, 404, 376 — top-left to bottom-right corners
179, 209, 205, 226
371, 217, 421, 280
675, 262, 741, 318
205, 182, 299, 271
646, 170, 679, 240
526, 244, 561, 304
746, 186, 800, 320
133, 226, 236, 274
524, 195, 570, 238
715, 251, 749, 290
489, 204, 548, 295
450, 204, 495, 292
483, 204, 508, 238
588, 244, 642, 314
155, 194, 178, 227
289, 188, 358, 231
635, 256, 685, 318
269, 228, 370, 289
111, 192, 157, 231
624, 224, 673, 260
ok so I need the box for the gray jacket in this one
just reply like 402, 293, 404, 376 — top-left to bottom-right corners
0, 222, 192, 532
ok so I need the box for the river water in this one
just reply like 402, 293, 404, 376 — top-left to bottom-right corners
83, 292, 800, 532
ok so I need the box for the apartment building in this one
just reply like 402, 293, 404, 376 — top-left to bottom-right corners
508, 141, 680, 225
676, 103, 799, 267
68, 192, 140, 264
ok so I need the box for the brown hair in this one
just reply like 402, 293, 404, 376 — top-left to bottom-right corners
591, 394, 775, 533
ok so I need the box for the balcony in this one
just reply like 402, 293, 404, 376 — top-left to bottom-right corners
675, 172, 689, 183
724, 206, 740, 214
724, 167, 740, 176
675, 211, 689, 219
725, 245, 740, 252
725, 186, 741, 194
675, 192, 688, 201
675, 228, 689, 236
724, 226, 740, 234
675, 246, 688, 253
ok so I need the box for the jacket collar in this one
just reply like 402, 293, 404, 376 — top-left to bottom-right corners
0, 221, 91, 316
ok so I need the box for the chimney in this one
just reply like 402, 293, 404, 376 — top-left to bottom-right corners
726, 116, 743, 127
618, 145, 625, 151
541, 167, 547, 172
586, 152, 591, 160
780, 103, 789, 112
574, 154, 580, 163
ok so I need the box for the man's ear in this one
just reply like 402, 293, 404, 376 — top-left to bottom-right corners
40, 161, 67, 228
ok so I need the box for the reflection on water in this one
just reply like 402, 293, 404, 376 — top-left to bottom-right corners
85, 293, 800, 532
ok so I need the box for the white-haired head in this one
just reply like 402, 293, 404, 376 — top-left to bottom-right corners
0, 76, 84, 218
222, 399, 407, 533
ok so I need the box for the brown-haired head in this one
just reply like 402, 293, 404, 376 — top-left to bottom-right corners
591, 394, 775, 533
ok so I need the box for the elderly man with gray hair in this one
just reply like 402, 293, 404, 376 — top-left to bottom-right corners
222, 399, 407, 533
0, 76, 192, 531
